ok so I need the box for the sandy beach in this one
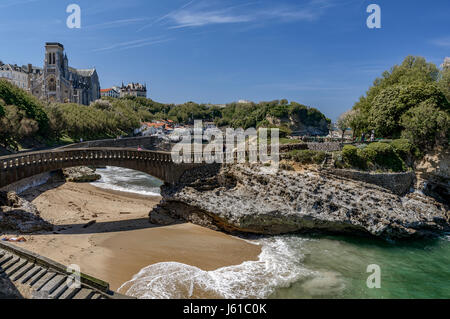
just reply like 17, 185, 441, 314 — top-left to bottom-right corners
2, 182, 261, 293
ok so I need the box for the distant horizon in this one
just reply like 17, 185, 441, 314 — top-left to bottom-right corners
1, 0, 449, 121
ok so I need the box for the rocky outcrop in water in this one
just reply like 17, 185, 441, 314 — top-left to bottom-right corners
62, 166, 101, 183
0, 191, 53, 233
150, 164, 449, 240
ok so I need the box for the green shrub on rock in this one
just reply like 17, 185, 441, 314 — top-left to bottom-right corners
0, 98, 5, 115
342, 145, 359, 167
390, 138, 420, 161
360, 142, 406, 172
286, 150, 326, 165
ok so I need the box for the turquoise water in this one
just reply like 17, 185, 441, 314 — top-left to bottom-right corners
270, 234, 450, 299
95, 167, 450, 299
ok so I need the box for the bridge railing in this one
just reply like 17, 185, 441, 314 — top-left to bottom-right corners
0, 148, 277, 170
0, 148, 175, 169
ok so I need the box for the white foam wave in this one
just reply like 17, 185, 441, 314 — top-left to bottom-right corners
118, 236, 317, 299
92, 181, 161, 197
91, 166, 162, 196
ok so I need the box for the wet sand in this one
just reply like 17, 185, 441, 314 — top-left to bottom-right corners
3, 182, 261, 293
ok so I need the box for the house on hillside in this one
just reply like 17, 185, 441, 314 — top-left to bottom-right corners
100, 87, 120, 98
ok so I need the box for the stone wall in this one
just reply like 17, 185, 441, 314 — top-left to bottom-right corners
0, 171, 57, 194
307, 142, 342, 152
279, 143, 308, 152
324, 168, 415, 195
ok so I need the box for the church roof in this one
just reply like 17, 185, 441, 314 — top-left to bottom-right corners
75, 69, 96, 77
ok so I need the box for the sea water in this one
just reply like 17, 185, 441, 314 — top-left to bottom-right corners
91, 166, 163, 196
94, 167, 450, 299
117, 234, 450, 299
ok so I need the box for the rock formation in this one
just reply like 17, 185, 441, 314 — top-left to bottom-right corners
150, 164, 449, 240
62, 166, 101, 183
0, 191, 53, 233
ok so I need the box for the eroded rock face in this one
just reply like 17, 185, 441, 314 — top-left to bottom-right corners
62, 166, 101, 183
415, 148, 450, 204
151, 164, 449, 240
0, 191, 53, 233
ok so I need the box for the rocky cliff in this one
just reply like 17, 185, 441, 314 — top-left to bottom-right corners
0, 191, 53, 233
267, 114, 329, 136
150, 164, 449, 240
415, 147, 449, 204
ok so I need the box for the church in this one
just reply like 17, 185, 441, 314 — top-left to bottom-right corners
29, 43, 100, 105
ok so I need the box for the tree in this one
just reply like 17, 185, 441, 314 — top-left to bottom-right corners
439, 66, 450, 102
348, 56, 449, 148
336, 110, 354, 141
368, 82, 447, 138
351, 56, 441, 136
401, 99, 449, 149
0, 79, 49, 136
0, 98, 5, 117
0, 105, 39, 149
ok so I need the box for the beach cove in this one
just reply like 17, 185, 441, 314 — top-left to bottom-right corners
2, 176, 261, 294
2, 167, 449, 299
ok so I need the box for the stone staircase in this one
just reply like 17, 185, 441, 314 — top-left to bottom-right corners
321, 153, 334, 168
0, 243, 131, 299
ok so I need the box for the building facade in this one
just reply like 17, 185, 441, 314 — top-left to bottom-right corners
443, 57, 450, 69
0, 63, 29, 90
100, 87, 120, 98
29, 43, 100, 105
120, 82, 147, 98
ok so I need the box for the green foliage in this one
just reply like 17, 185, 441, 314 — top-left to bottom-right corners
340, 142, 407, 172
359, 142, 406, 172
269, 104, 289, 118
390, 138, 418, 160
0, 79, 49, 135
286, 150, 326, 165
91, 99, 113, 111
348, 56, 450, 149
167, 101, 217, 124
217, 100, 329, 132
439, 66, 450, 102
262, 125, 292, 139
0, 79, 329, 148
0, 105, 39, 149
369, 83, 448, 138
45, 99, 153, 140
400, 99, 450, 148
341, 145, 362, 168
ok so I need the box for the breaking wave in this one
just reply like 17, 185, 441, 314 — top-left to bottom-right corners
118, 236, 323, 299
91, 166, 163, 196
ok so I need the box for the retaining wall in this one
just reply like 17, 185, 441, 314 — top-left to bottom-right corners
325, 168, 415, 195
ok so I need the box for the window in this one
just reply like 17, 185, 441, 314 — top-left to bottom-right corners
48, 77, 56, 91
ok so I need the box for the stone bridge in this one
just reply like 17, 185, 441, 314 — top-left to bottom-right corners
0, 148, 212, 188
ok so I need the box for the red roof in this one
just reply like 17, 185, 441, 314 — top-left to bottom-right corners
143, 122, 165, 128
100, 88, 112, 92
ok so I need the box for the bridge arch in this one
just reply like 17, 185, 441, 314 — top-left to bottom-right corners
0, 148, 199, 189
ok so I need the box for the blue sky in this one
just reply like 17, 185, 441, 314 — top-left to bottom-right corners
0, 0, 449, 120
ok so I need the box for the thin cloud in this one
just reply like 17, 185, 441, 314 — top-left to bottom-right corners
93, 37, 173, 53
431, 37, 450, 48
85, 18, 150, 30
154, 0, 337, 30
168, 10, 252, 29
0, 0, 39, 9
137, 0, 197, 32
